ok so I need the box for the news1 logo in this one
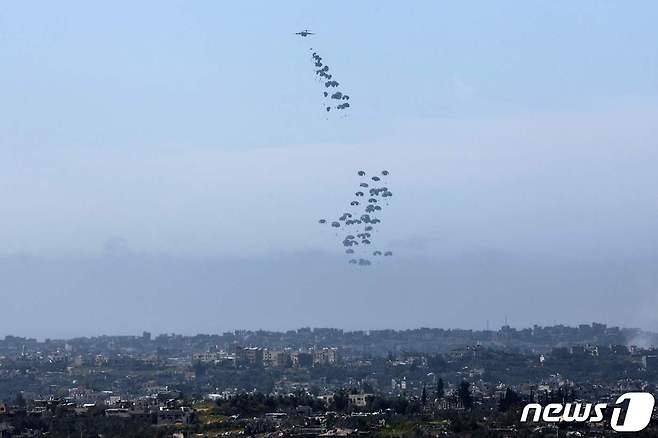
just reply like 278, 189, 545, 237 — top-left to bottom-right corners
520, 392, 655, 432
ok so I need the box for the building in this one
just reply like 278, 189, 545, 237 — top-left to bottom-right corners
291, 351, 313, 368
348, 394, 372, 407
192, 352, 222, 364
157, 407, 193, 425
105, 408, 131, 418
314, 347, 338, 365
643, 355, 658, 370
241, 347, 263, 366
263, 349, 290, 368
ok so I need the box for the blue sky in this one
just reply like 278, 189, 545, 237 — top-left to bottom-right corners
1, 1, 656, 150
1, 2, 658, 335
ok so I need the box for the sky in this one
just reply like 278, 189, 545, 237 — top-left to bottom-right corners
1, 1, 658, 337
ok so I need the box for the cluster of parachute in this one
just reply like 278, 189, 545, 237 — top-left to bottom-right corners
310, 50, 351, 113
318, 170, 393, 266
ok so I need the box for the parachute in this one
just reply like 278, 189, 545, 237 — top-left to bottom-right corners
314, 169, 395, 266
304, 48, 353, 114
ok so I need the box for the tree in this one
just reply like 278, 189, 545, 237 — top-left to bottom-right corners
13, 391, 25, 408
457, 381, 473, 410
436, 378, 444, 399
192, 361, 207, 377
331, 390, 349, 412
498, 387, 521, 412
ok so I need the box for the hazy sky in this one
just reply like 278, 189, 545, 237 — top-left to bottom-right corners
1, 1, 658, 337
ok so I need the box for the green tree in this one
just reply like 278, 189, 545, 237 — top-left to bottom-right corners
331, 390, 349, 412
498, 387, 521, 412
436, 378, 444, 399
457, 381, 473, 410
13, 391, 26, 408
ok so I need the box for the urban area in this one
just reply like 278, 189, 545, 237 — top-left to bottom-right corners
1, 323, 657, 437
